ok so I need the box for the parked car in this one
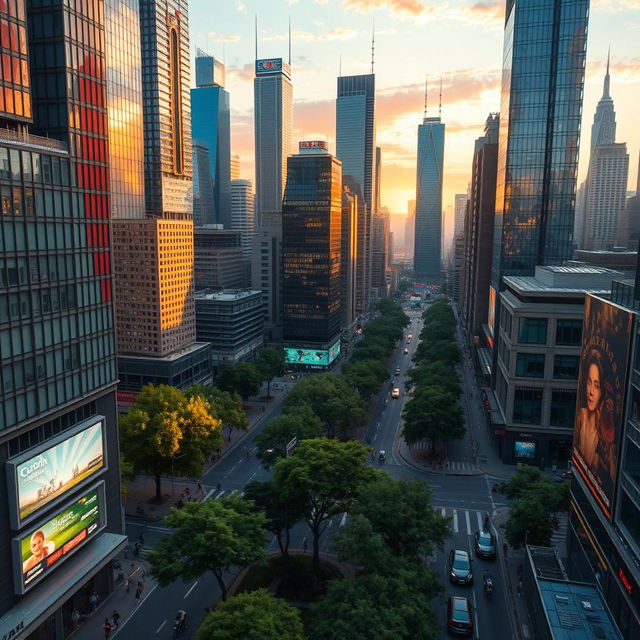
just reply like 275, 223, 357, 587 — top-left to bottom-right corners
391, 387, 400, 398
449, 549, 473, 584
447, 596, 474, 636
474, 530, 496, 559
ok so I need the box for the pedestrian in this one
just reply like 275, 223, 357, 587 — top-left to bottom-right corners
138, 531, 144, 545
503, 542, 508, 557
197, 480, 202, 493
125, 576, 131, 593
71, 609, 80, 629
134, 541, 140, 558
112, 609, 120, 627
103, 618, 112, 639
135, 582, 143, 602
89, 591, 99, 612
517, 580, 522, 597
216, 481, 221, 491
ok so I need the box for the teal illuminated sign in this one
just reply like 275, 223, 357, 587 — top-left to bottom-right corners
285, 340, 341, 367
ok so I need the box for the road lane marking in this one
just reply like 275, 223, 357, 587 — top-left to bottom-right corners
202, 488, 215, 502
472, 590, 480, 639
156, 620, 167, 633
476, 511, 483, 531
214, 490, 226, 500
441, 508, 446, 517
184, 580, 198, 599
340, 513, 347, 527
465, 510, 471, 535
453, 510, 458, 533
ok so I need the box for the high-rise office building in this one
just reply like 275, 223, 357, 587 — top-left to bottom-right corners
375, 146, 382, 214
139, 0, 192, 218
0, 1, 126, 635
282, 141, 342, 367
454, 191, 469, 240
191, 49, 231, 227
344, 175, 369, 315
371, 211, 390, 293
616, 151, 640, 249
341, 184, 358, 332
452, 190, 470, 301
230, 179, 255, 258
254, 57, 293, 223
589, 52, 616, 154
414, 114, 445, 280
230, 153, 240, 180
194, 227, 247, 290
193, 140, 215, 226
490, 0, 589, 300
405, 200, 416, 259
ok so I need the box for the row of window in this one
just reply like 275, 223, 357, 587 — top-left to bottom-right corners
512, 387, 576, 428
515, 352, 580, 379
515, 316, 582, 345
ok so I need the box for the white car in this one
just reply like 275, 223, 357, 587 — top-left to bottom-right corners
391, 387, 400, 398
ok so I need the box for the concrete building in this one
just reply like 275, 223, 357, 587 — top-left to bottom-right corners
195, 290, 264, 369
230, 153, 240, 180
192, 140, 215, 226
488, 266, 621, 466
194, 227, 247, 290
341, 184, 358, 333
371, 210, 390, 295
616, 156, 640, 249
230, 179, 255, 257
254, 57, 293, 223
344, 175, 369, 315
454, 191, 469, 241
573, 249, 637, 273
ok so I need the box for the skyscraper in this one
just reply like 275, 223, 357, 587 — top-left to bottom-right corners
589, 52, 616, 153
282, 141, 342, 367
254, 57, 293, 222
0, 0, 125, 634
414, 114, 445, 280
193, 140, 215, 226
490, 0, 589, 297
454, 191, 469, 240
341, 184, 358, 332
191, 49, 231, 227
230, 179, 255, 258
344, 175, 370, 314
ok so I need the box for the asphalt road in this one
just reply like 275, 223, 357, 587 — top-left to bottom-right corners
119, 301, 515, 639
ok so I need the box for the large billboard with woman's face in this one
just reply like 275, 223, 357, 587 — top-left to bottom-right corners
573, 295, 634, 519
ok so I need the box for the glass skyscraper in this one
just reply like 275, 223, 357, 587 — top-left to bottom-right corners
191, 50, 231, 227
254, 57, 292, 222
414, 116, 445, 280
490, 0, 589, 290
193, 140, 215, 226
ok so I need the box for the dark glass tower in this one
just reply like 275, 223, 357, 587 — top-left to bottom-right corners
282, 142, 342, 365
490, 0, 589, 290
0, 0, 125, 635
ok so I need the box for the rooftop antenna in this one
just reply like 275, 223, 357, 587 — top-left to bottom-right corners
223, 43, 226, 65
254, 13, 258, 61
370, 19, 375, 74
438, 76, 442, 118
339, 54, 342, 77
423, 75, 428, 119
288, 16, 292, 66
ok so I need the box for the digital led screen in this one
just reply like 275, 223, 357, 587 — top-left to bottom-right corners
514, 441, 536, 459
6, 420, 105, 529
285, 339, 341, 367
256, 58, 283, 74
13, 483, 105, 594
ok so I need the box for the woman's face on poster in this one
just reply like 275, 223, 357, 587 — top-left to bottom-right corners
586, 363, 602, 412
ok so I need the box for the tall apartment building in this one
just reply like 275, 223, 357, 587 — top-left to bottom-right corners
191, 50, 231, 227
414, 114, 445, 280
254, 57, 292, 223
230, 179, 255, 258
194, 227, 246, 290
341, 184, 358, 333
0, 1, 126, 636
454, 192, 469, 241
282, 142, 342, 368
490, 0, 589, 323
192, 140, 215, 226
371, 211, 390, 294
344, 175, 368, 315
230, 153, 240, 180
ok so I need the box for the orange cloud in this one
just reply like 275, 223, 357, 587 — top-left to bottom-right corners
342, 0, 429, 16
462, 2, 505, 23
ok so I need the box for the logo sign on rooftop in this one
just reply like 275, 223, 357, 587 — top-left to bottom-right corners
256, 58, 283, 74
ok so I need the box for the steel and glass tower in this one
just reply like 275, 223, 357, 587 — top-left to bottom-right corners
254, 57, 293, 223
191, 50, 231, 227
490, 0, 589, 291
414, 115, 445, 280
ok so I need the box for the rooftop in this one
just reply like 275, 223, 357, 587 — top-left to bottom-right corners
503, 265, 622, 296
195, 289, 262, 302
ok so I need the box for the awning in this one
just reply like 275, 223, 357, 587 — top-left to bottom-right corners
482, 387, 506, 425
477, 348, 492, 376
0, 533, 127, 639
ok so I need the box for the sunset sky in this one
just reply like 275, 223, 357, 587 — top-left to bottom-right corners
190, 0, 639, 231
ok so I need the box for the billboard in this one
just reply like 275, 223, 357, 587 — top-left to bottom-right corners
285, 339, 341, 367
572, 295, 634, 520
256, 58, 282, 74
514, 441, 536, 459
13, 483, 106, 594
6, 419, 106, 529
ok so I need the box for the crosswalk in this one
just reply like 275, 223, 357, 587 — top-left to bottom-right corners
434, 507, 489, 535
409, 442, 480, 474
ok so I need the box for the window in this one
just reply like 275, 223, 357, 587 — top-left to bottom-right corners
623, 440, 640, 488
550, 390, 576, 428
516, 352, 545, 377
518, 318, 547, 344
513, 387, 543, 424
555, 319, 582, 346
553, 355, 579, 379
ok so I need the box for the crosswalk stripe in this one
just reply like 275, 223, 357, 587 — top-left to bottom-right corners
453, 510, 458, 533
215, 490, 225, 500
340, 513, 348, 527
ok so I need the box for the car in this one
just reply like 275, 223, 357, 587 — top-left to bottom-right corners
447, 596, 473, 636
394, 367, 401, 375
403, 348, 409, 354
449, 549, 473, 584
407, 333, 413, 341
391, 387, 400, 398
474, 530, 496, 559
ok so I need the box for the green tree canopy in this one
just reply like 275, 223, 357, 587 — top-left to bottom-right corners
349, 342, 388, 363
187, 384, 249, 432
216, 363, 262, 400
148, 495, 266, 601
406, 361, 460, 396
342, 359, 389, 398
413, 339, 461, 367
194, 589, 305, 640
119, 384, 223, 499
502, 465, 546, 500
402, 384, 465, 452
255, 348, 285, 398
273, 439, 379, 573
254, 405, 324, 468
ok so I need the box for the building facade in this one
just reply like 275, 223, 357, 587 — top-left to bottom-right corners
0, 1, 126, 637
282, 142, 342, 367
371, 211, 389, 294
195, 290, 264, 369
344, 175, 369, 315
341, 184, 358, 333
192, 140, 215, 226
194, 227, 246, 290
191, 50, 231, 227
254, 58, 292, 222
230, 179, 255, 258
414, 115, 445, 280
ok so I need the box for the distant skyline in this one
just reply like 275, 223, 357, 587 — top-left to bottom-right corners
190, 0, 639, 225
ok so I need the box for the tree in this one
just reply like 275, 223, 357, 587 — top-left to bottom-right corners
255, 347, 285, 398
254, 405, 324, 468
244, 479, 308, 559
148, 495, 266, 601
349, 343, 388, 364
194, 589, 305, 640
119, 385, 223, 500
501, 465, 545, 499
504, 491, 559, 548
188, 384, 249, 441
406, 361, 460, 396
413, 339, 461, 367
310, 564, 441, 640
402, 385, 465, 452
216, 363, 261, 400
342, 359, 388, 398
273, 439, 379, 574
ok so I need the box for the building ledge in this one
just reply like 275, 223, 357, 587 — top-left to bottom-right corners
0, 128, 68, 153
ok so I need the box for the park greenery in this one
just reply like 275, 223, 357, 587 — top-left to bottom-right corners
402, 299, 465, 453
502, 466, 570, 548
119, 384, 223, 500
216, 361, 262, 400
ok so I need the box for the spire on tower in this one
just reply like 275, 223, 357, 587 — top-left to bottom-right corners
423, 75, 428, 120
288, 16, 292, 66
371, 20, 375, 74
438, 76, 442, 119
603, 46, 611, 98
254, 14, 258, 61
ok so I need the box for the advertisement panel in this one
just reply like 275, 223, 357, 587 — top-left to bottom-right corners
285, 339, 341, 367
572, 295, 634, 520
6, 419, 106, 529
514, 441, 536, 459
13, 483, 105, 594
256, 58, 282, 74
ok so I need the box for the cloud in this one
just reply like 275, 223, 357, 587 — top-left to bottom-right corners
226, 62, 254, 83
457, 2, 504, 26
341, 0, 431, 16
591, 58, 640, 84
263, 27, 358, 41
592, 0, 640, 9
206, 32, 241, 42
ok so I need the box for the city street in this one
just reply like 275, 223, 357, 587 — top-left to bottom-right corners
114, 302, 515, 639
